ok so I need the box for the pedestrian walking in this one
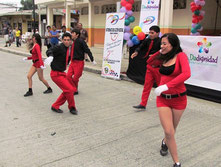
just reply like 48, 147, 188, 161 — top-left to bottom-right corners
44, 33, 77, 115
67, 28, 96, 95
154, 33, 191, 167
15, 27, 21, 47
23, 34, 52, 97
132, 25, 161, 110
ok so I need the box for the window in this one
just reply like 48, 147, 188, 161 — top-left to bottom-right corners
94, 6, 99, 14
81, 7, 88, 15
101, 4, 116, 14
132, 1, 141, 12
173, 0, 186, 9
27, 21, 32, 32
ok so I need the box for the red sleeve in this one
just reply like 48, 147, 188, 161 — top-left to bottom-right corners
27, 56, 32, 60
35, 44, 44, 66
166, 52, 191, 88
147, 51, 162, 66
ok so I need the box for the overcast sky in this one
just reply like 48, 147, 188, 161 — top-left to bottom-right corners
0, 0, 22, 7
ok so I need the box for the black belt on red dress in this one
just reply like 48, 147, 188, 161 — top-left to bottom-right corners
161, 91, 187, 99
33, 59, 39, 63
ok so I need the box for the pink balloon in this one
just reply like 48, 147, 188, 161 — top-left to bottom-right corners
200, 10, 205, 16
199, 1, 205, 6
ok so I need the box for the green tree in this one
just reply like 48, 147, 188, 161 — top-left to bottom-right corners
20, 0, 37, 10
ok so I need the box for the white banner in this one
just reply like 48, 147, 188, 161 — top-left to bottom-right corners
101, 13, 125, 79
139, 0, 160, 33
179, 35, 221, 91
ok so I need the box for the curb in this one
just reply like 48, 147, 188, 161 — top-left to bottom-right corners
0, 47, 134, 83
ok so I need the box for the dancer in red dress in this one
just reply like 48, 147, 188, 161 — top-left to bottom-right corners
154, 33, 191, 167
23, 33, 52, 97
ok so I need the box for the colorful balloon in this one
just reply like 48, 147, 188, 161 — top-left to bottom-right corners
125, 19, 130, 26
127, 40, 134, 47
121, 0, 127, 7
137, 32, 146, 40
120, 7, 127, 13
132, 36, 140, 45
126, 10, 133, 17
128, 16, 135, 23
133, 26, 142, 35
191, 27, 197, 33
125, 3, 132, 10
124, 26, 130, 33
123, 32, 131, 41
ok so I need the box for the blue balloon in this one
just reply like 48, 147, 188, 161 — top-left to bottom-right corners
132, 36, 140, 45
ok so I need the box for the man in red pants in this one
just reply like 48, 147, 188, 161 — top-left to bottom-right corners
133, 51, 162, 110
44, 33, 78, 115
67, 29, 95, 95
132, 25, 161, 110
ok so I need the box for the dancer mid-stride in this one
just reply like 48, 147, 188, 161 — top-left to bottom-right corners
23, 33, 52, 97
44, 33, 77, 115
154, 33, 191, 167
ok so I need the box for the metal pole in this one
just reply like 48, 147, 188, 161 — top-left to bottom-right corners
214, 0, 219, 35
33, 0, 36, 33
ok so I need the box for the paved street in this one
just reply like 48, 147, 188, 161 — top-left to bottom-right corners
0, 51, 221, 167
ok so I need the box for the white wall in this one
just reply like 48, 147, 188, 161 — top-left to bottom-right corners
78, 0, 221, 30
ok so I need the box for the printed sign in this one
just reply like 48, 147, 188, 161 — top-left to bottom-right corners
101, 13, 125, 79
139, 0, 160, 33
179, 35, 221, 91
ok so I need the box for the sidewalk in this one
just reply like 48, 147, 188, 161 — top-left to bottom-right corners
0, 38, 130, 80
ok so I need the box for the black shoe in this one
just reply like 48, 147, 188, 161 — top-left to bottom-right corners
85, 58, 89, 62
70, 107, 78, 115
51, 107, 63, 113
24, 91, 33, 97
160, 139, 168, 156
4, 45, 8, 47
43, 88, 52, 94
173, 163, 181, 167
9, 43, 11, 47
133, 104, 146, 109
74, 91, 78, 95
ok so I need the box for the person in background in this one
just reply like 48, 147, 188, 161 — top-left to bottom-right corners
3, 23, 10, 47
77, 23, 89, 61
44, 33, 77, 115
23, 33, 52, 97
59, 25, 70, 42
45, 25, 52, 49
49, 25, 60, 46
154, 33, 191, 167
132, 25, 161, 110
15, 27, 21, 47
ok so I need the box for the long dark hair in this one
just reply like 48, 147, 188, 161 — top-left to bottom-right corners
33, 33, 42, 50
157, 33, 182, 63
